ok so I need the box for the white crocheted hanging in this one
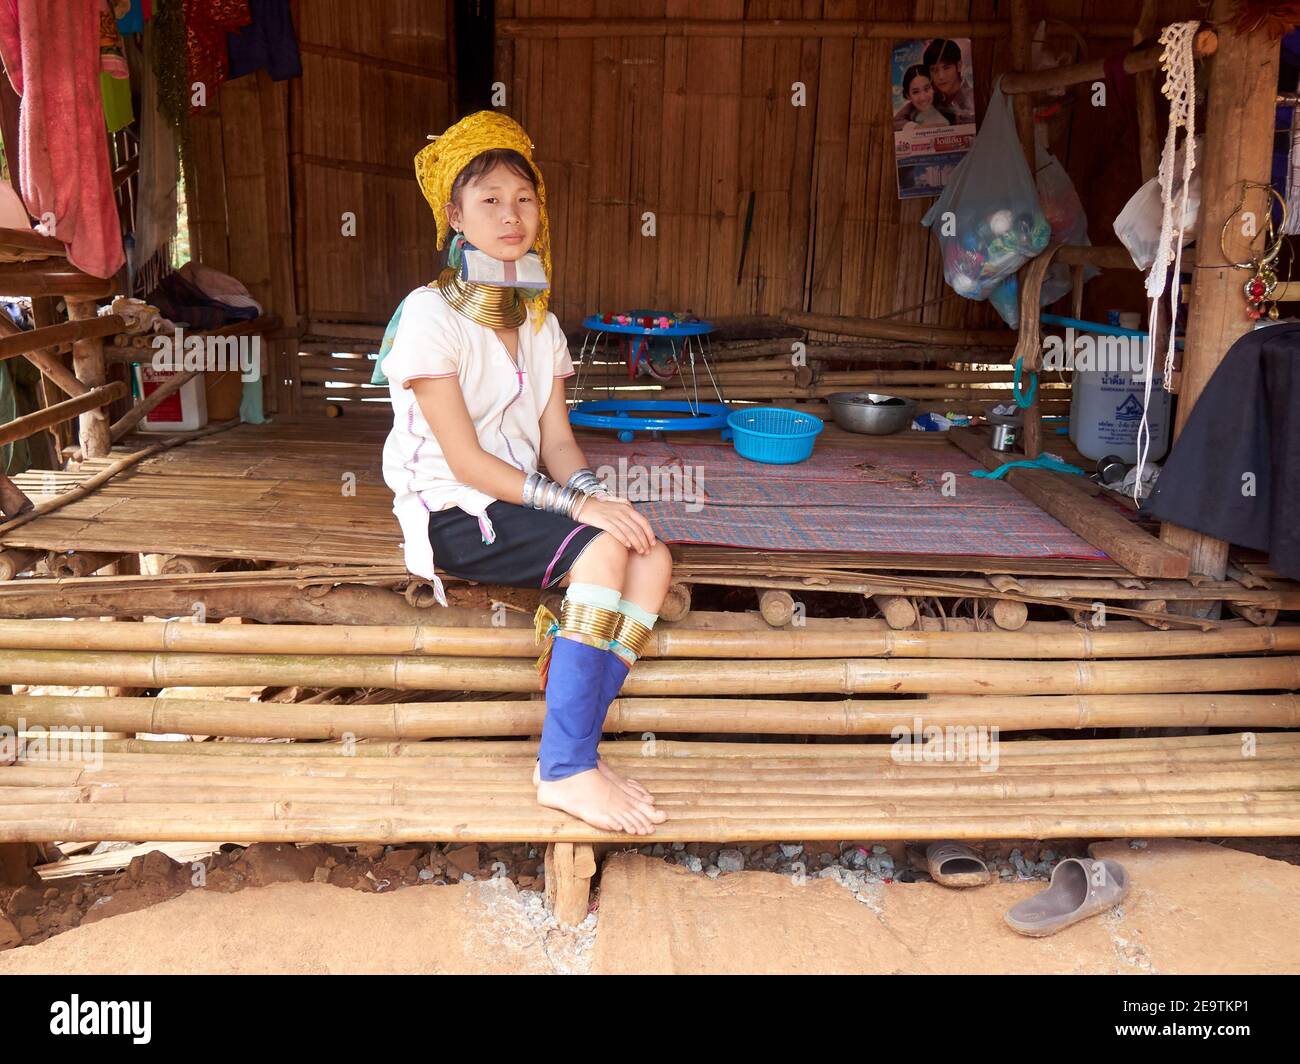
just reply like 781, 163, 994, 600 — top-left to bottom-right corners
1135, 21, 1198, 501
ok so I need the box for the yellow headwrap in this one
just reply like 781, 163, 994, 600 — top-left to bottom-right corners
415, 111, 551, 332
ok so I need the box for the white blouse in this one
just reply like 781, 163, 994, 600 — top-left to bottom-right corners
380, 284, 575, 604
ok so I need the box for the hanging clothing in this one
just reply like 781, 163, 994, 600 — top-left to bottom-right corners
184, 0, 249, 106
99, 0, 133, 130
128, 18, 176, 297
226, 0, 301, 83
115, 0, 150, 36
380, 285, 577, 602
0, 0, 126, 279
1142, 322, 1300, 580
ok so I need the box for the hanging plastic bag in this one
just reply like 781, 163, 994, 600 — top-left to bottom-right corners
922, 81, 1051, 303
989, 143, 1095, 327
1113, 135, 1202, 270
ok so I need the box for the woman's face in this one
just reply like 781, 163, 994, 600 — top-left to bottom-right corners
907, 75, 935, 111
929, 59, 961, 96
446, 162, 540, 262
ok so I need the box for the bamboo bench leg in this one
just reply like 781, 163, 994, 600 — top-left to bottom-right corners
0, 843, 35, 887
544, 842, 596, 927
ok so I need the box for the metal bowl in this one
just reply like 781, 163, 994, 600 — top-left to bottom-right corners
825, 392, 918, 435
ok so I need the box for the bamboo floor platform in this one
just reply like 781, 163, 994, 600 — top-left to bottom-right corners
2, 413, 1131, 578
3, 733, 1298, 844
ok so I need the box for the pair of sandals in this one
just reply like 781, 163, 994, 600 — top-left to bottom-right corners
919, 841, 1129, 937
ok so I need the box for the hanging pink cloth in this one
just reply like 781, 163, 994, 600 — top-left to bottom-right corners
0, 0, 126, 279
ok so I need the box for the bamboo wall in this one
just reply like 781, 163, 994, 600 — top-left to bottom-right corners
186, 0, 1204, 412
497, 0, 1200, 330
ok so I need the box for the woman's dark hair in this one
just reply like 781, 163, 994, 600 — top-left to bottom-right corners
902, 64, 930, 96
450, 148, 538, 204
922, 38, 962, 69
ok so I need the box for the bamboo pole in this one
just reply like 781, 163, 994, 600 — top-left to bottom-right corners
0, 315, 125, 363
781, 310, 1016, 346
45, 551, 121, 578
5, 691, 1299, 738
0, 382, 126, 448
21, 349, 88, 398
0, 616, 1296, 659
109, 369, 200, 442
1001, 27, 1217, 95
0, 263, 113, 298
2, 648, 1295, 695
0, 548, 40, 581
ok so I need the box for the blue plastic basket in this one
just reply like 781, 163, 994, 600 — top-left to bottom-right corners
725, 407, 824, 464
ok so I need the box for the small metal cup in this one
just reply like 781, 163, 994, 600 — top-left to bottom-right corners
990, 423, 1017, 451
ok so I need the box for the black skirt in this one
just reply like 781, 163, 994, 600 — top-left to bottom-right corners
428, 500, 606, 589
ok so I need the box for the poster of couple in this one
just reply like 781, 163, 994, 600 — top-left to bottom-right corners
891, 37, 978, 200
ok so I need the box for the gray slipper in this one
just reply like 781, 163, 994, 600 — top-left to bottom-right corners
1004, 857, 1129, 937
925, 841, 992, 888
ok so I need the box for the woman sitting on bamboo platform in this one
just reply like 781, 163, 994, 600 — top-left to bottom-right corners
377, 112, 671, 836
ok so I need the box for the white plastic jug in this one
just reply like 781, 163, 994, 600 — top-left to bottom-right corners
1068, 314, 1171, 463
133, 364, 208, 432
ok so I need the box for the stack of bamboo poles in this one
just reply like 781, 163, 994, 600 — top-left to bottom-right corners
2, 617, 1298, 733
567, 335, 1071, 416
4, 734, 1299, 843
3, 613, 1297, 843
295, 327, 1072, 416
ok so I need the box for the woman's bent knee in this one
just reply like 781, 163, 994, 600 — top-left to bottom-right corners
569, 530, 629, 582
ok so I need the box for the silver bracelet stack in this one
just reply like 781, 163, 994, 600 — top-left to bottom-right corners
566, 467, 611, 498
522, 470, 584, 518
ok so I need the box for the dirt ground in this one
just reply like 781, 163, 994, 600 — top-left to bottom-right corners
2, 838, 1299, 974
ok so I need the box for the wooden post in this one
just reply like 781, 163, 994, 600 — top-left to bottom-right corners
1010, 0, 1042, 459
67, 299, 112, 458
544, 842, 596, 927
1134, 0, 1160, 183
1159, 3, 1282, 602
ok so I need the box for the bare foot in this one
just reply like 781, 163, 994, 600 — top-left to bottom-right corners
532, 757, 654, 803
536, 768, 668, 835
596, 757, 655, 802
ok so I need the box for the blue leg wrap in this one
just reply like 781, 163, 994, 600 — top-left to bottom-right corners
537, 635, 609, 781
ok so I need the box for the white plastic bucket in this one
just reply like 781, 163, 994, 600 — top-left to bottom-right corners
1068, 314, 1170, 463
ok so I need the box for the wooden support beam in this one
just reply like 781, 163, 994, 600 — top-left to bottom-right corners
22, 350, 88, 398
949, 426, 1190, 579
0, 226, 68, 258
1159, 3, 1282, 602
67, 299, 113, 458
1134, 0, 1161, 183
544, 842, 596, 927
499, 18, 1137, 40
0, 381, 125, 448
0, 314, 125, 362
0, 262, 114, 297
1011, 0, 1042, 460
0, 472, 32, 520
1001, 27, 1217, 94
780, 310, 1015, 346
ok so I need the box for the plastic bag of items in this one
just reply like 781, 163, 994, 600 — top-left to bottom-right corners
923, 82, 1051, 303
989, 143, 1095, 327
1113, 136, 1202, 271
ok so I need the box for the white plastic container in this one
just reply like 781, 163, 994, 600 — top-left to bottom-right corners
1068, 313, 1171, 463
133, 364, 208, 432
